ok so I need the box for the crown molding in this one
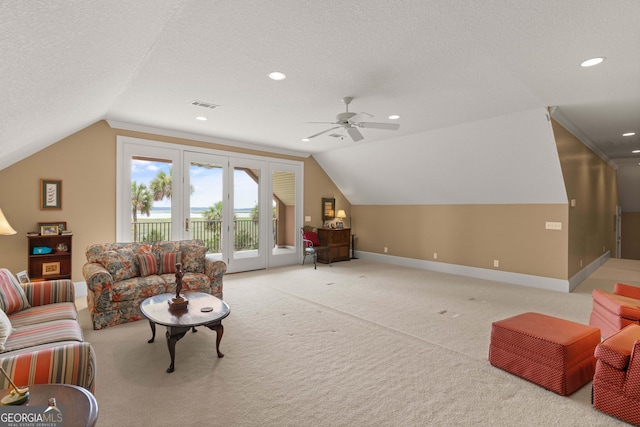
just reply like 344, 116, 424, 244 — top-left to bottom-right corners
106, 120, 312, 159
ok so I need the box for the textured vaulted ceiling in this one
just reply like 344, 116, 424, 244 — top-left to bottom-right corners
1, 1, 639, 204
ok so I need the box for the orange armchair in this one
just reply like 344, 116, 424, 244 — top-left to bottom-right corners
592, 324, 640, 425
590, 283, 640, 339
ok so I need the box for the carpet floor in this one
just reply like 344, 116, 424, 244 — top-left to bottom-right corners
79, 258, 633, 426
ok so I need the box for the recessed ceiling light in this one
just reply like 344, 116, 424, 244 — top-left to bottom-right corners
302, 138, 310, 142
388, 115, 400, 120
623, 132, 636, 137
580, 57, 606, 67
268, 71, 287, 81
196, 116, 207, 121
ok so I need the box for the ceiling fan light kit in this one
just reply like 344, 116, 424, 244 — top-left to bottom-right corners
305, 96, 400, 142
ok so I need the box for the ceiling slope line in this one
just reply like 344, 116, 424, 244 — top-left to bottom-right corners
549, 106, 617, 170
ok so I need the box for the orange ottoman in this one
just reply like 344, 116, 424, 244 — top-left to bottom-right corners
489, 312, 601, 395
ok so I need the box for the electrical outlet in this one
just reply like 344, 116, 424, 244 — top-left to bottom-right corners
493, 260, 499, 268
433, 252, 438, 260
384, 247, 388, 253
545, 221, 562, 230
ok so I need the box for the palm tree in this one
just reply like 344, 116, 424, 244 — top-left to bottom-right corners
150, 169, 172, 201
131, 182, 153, 223
203, 201, 224, 222
150, 167, 194, 202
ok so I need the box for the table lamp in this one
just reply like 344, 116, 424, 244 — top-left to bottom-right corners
0, 209, 16, 235
336, 210, 346, 223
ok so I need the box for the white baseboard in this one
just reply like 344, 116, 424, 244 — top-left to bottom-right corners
74, 281, 87, 298
568, 252, 610, 291
357, 251, 574, 292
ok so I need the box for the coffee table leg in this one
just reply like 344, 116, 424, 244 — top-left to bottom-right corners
147, 320, 156, 343
205, 322, 225, 358
165, 327, 189, 373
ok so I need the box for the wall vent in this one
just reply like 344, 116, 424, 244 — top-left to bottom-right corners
191, 100, 220, 109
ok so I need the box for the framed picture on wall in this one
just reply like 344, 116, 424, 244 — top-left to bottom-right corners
40, 179, 62, 210
322, 198, 335, 221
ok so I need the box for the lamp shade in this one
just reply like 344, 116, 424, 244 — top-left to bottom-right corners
0, 209, 16, 235
336, 209, 346, 220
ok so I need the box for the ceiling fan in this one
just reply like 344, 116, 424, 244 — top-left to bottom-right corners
305, 97, 400, 142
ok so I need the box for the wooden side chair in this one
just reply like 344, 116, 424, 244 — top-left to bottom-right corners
301, 226, 331, 269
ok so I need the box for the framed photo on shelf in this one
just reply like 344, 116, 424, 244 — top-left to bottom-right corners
42, 262, 60, 276
38, 221, 66, 233
40, 225, 59, 235
15, 270, 29, 284
336, 222, 344, 229
40, 179, 62, 210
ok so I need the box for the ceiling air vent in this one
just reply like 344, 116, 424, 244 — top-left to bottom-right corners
191, 100, 220, 109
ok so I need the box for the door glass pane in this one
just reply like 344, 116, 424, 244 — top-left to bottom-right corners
131, 157, 173, 242
234, 167, 260, 259
272, 170, 296, 255
189, 161, 224, 259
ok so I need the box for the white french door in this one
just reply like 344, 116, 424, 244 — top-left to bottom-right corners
268, 162, 302, 268
118, 143, 182, 242
118, 136, 303, 273
182, 152, 228, 262
227, 157, 267, 272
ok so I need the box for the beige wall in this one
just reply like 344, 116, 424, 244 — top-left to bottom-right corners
552, 119, 619, 276
0, 121, 347, 281
353, 204, 569, 279
303, 156, 351, 228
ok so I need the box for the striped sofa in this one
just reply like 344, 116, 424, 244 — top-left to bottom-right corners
83, 239, 226, 330
0, 269, 96, 393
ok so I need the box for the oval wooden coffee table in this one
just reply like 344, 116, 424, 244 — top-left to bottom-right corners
140, 292, 230, 373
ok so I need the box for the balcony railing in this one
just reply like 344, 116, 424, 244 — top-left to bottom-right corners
132, 219, 277, 252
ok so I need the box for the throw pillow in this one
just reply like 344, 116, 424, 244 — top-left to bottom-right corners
303, 231, 321, 247
181, 246, 208, 273
0, 309, 13, 351
0, 269, 30, 315
100, 249, 139, 281
136, 253, 159, 277
158, 251, 182, 275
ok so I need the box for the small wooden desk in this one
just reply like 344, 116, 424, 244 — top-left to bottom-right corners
0, 384, 98, 427
317, 228, 351, 263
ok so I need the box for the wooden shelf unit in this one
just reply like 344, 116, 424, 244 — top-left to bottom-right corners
317, 228, 350, 263
27, 234, 72, 281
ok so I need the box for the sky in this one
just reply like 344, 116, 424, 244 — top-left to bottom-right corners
131, 159, 258, 209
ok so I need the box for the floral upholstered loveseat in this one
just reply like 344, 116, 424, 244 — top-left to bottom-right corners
82, 239, 226, 330
0, 269, 96, 393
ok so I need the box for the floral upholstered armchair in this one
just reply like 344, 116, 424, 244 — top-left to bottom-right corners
82, 239, 226, 330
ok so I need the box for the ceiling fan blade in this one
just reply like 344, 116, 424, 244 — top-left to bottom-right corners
306, 126, 340, 139
347, 126, 364, 142
358, 122, 400, 130
350, 112, 373, 123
